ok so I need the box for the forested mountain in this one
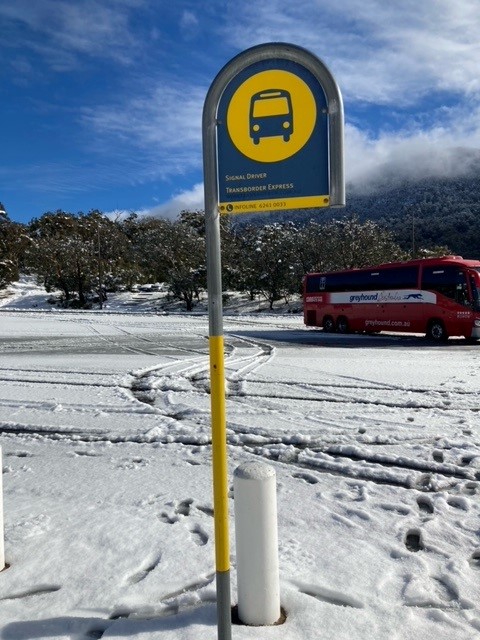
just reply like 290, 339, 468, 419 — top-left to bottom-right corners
243, 172, 480, 258
346, 174, 480, 259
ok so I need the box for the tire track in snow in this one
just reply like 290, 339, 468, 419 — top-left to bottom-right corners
3, 328, 479, 494
228, 380, 480, 412
125, 333, 480, 492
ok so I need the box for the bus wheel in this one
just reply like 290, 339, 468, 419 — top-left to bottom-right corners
323, 316, 335, 333
427, 320, 448, 342
336, 316, 349, 334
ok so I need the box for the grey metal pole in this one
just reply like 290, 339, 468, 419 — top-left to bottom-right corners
203, 70, 232, 640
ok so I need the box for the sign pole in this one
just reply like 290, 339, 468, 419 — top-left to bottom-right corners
203, 82, 232, 640
203, 42, 344, 640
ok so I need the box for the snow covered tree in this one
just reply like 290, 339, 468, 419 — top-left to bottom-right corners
323, 215, 405, 270
0, 206, 29, 289
295, 215, 406, 273
26, 211, 130, 306
164, 216, 206, 311
126, 214, 206, 311
124, 216, 173, 284
232, 222, 300, 309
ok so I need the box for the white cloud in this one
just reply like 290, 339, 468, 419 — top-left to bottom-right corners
180, 10, 200, 39
346, 108, 480, 191
207, 0, 480, 189
105, 183, 205, 222
145, 183, 205, 220
0, 0, 145, 70
220, 0, 480, 104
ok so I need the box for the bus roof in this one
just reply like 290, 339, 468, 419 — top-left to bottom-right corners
307, 255, 480, 277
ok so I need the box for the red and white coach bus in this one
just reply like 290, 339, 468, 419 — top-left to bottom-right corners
303, 256, 480, 341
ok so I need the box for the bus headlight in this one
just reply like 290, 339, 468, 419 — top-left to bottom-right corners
475, 319, 480, 327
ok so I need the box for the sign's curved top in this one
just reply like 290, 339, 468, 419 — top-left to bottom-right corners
203, 43, 345, 216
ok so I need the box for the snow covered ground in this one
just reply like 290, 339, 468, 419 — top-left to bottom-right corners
0, 283, 479, 639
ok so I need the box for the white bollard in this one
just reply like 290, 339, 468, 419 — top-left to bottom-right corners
234, 461, 280, 625
0, 446, 4, 571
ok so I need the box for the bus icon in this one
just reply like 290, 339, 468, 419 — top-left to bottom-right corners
249, 89, 293, 145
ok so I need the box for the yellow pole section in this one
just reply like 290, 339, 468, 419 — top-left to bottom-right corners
209, 335, 230, 573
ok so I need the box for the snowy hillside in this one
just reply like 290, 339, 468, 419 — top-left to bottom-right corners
0, 275, 302, 316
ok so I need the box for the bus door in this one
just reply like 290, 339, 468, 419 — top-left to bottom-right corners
469, 273, 480, 312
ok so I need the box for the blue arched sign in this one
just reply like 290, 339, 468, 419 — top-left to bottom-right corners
204, 43, 345, 215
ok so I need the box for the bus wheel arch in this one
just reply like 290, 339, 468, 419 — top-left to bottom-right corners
336, 316, 349, 334
322, 316, 336, 333
426, 319, 448, 342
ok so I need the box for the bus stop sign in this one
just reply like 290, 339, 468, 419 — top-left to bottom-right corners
202, 42, 344, 640
209, 43, 345, 215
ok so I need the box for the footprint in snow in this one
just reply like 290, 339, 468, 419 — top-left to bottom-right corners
292, 471, 318, 485
196, 504, 214, 517
127, 554, 163, 585
378, 502, 411, 516
159, 498, 193, 524
159, 512, 176, 524
159, 499, 210, 547
74, 449, 101, 457
469, 551, 480, 569
403, 573, 469, 610
447, 496, 469, 511
417, 495, 434, 515
175, 498, 193, 516
413, 473, 434, 491
187, 524, 209, 547
463, 482, 477, 496
116, 457, 149, 470
405, 528, 424, 552
5, 451, 33, 458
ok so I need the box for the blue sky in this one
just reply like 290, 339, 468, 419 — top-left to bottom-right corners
1, 0, 480, 224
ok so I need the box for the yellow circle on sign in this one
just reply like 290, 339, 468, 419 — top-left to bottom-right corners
226, 69, 317, 163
